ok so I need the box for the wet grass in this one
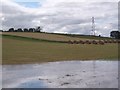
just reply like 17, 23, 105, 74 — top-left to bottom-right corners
2, 35, 118, 65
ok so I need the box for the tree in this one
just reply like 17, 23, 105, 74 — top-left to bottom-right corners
35, 26, 42, 32
17, 28, 23, 32
14, 30, 17, 32
29, 28, 35, 32
8, 28, 14, 32
110, 31, 120, 39
0, 30, 3, 32
23, 28, 29, 32
33, 28, 36, 32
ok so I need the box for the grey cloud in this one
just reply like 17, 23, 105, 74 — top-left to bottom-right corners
1, 0, 118, 37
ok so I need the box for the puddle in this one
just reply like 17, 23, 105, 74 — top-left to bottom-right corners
1, 60, 119, 88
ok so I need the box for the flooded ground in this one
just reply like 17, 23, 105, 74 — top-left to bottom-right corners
2, 60, 118, 88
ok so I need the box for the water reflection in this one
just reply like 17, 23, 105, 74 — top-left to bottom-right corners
2, 60, 118, 88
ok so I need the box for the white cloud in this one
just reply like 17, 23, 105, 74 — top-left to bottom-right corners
1, 0, 118, 37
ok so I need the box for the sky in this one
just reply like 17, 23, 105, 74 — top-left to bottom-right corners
0, 0, 119, 37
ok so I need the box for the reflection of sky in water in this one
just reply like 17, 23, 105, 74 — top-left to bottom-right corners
0, 65, 2, 89
18, 79, 48, 88
2, 60, 118, 88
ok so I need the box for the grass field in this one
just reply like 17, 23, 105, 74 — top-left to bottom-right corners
2, 32, 88, 41
1, 32, 118, 65
2, 32, 114, 42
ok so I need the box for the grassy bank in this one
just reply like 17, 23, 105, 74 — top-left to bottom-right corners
2, 32, 87, 41
2, 34, 118, 65
2, 34, 67, 43
3, 32, 114, 40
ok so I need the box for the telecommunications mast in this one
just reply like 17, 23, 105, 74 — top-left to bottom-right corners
91, 17, 96, 36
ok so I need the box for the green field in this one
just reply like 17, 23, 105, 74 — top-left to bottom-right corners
2, 32, 87, 41
1, 32, 119, 65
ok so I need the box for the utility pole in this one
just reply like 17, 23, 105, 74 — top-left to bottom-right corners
91, 17, 95, 36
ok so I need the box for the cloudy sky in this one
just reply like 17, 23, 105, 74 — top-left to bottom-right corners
0, 0, 119, 37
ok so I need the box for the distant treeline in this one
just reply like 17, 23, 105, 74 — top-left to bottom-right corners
0, 27, 120, 39
0, 26, 42, 32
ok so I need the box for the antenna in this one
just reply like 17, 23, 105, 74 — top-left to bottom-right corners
91, 17, 95, 36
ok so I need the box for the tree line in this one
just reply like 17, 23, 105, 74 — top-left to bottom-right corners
0, 27, 120, 39
2, 26, 42, 32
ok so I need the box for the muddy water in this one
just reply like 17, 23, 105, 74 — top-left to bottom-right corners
2, 60, 118, 88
